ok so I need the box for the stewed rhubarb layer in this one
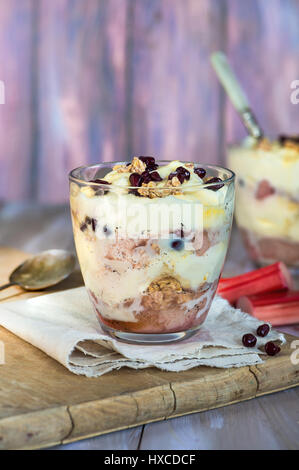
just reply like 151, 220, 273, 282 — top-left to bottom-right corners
90, 280, 217, 334
241, 229, 299, 268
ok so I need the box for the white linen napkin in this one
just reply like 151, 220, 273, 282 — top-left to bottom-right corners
0, 287, 285, 377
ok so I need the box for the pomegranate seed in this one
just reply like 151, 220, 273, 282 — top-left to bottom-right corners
129, 173, 142, 187
138, 156, 158, 171
140, 171, 152, 184
150, 171, 162, 182
89, 178, 110, 185
139, 156, 156, 166
194, 167, 206, 179
177, 173, 185, 183
147, 163, 159, 171
265, 341, 281, 356
206, 177, 224, 191
256, 323, 270, 337
168, 167, 189, 184
242, 333, 257, 348
176, 166, 190, 180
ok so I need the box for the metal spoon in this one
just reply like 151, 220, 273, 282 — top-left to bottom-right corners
0, 249, 76, 292
210, 51, 264, 140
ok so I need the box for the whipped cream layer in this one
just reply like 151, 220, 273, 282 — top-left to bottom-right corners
229, 137, 299, 196
235, 184, 299, 242
72, 160, 233, 237
228, 138, 299, 243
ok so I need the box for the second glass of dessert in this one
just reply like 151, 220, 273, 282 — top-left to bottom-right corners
228, 136, 299, 272
69, 157, 235, 344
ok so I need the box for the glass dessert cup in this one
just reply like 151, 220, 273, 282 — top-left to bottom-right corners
228, 137, 299, 273
69, 161, 235, 344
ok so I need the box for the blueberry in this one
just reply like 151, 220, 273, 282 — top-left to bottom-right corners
171, 239, 184, 251
103, 225, 111, 236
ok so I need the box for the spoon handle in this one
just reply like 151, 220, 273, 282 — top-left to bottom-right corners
0, 282, 17, 291
210, 51, 263, 139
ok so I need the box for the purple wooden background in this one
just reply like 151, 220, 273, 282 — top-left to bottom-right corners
0, 0, 298, 203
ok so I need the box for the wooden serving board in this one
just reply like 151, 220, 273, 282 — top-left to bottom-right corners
0, 247, 298, 450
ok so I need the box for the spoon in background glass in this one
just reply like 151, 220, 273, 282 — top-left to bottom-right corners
210, 51, 264, 140
0, 249, 76, 292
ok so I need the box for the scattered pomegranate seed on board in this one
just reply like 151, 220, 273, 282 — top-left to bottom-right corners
265, 342, 281, 356
256, 324, 270, 337
242, 333, 257, 348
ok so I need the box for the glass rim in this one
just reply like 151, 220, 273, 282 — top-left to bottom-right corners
69, 161, 235, 190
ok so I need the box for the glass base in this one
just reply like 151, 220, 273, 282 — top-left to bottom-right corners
101, 323, 200, 344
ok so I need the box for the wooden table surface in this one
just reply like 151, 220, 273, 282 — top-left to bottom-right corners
0, 202, 298, 450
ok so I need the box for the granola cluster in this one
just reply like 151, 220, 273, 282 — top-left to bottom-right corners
137, 179, 183, 198
257, 135, 299, 152
113, 157, 146, 175
147, 276, 183, 293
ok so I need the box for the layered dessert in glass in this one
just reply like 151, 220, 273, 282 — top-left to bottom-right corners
228, 136, 299, 271
69, 157, 235, 343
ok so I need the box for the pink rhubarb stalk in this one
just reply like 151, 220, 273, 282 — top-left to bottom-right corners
237, 290, 299, 326
217, 262, 292, 304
